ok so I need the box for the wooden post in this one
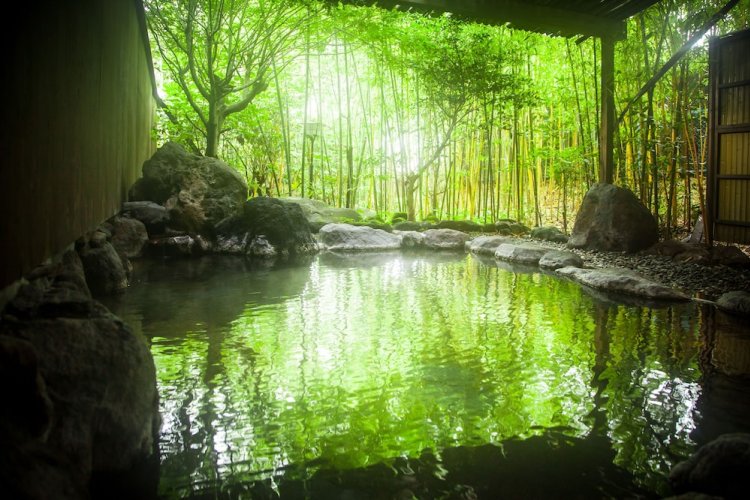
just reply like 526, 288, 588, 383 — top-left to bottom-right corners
599, 35, 615, 184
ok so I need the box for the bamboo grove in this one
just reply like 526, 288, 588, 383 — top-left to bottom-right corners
146, 0, 750, 234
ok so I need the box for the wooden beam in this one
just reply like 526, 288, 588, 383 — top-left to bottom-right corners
599, 35, 616, 184
345, 0, 627, 40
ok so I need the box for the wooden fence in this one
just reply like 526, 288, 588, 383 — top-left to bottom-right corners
708, 28, 750, 244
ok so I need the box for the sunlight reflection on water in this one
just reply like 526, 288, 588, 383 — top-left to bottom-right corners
105, 253, 721, 497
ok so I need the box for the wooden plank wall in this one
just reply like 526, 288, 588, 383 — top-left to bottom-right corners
0, 0, 155, 289
708, 29, 750, 244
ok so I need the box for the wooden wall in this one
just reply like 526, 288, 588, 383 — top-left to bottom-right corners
0, 0, 155, 289
708, 28, 750, 244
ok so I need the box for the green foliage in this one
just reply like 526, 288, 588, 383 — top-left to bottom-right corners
147, 0, 750, 232
146, 0, 316, 156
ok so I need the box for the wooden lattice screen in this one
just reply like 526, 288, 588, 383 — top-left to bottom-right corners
708, 28, 750, 244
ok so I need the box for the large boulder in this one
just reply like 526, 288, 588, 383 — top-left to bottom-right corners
319, 223, 402, 252
670, 433, 750, 499
494, 243, 549, 266
422, 229, 470, 251
129, 142, 247, 236
0, 250, 159, 498
568, 183, 658, 253
215, 197, 317, 257
555, 266, 689, 301
280, 197, 361, 232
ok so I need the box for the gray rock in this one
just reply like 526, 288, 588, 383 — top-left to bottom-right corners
436, 220, 482, 232
397, 230, 426, 249
716, 291, 750, 316
494, 243, 549, 265
280, 197, 361, 232
214, 233, 250, 255
669, 433, 750, 499
7, 251, 93, 320
712, 245, 750, 267
0, 336, 53, 443
247, 236, 277, 258
509, 222, 530, 235
0, 254, 159, 497
422, 229, 470, 251
539, 250, 584, 270
215, 197, 318, 257
495, 221, 514, 235
319, 223, 402, 252
120, 201, 169, 236
530, 226, 568, 243
568, 183, 658, 253
645, 240, 713, 265
466, 236, 510, 256
645, 239, 693, 257
150, 234, 211, 258
77, 240, 128, 296
129, 142, 247, 236
110, 216, 148, 259
393, 221, 426, 232
555, 266, 689, 301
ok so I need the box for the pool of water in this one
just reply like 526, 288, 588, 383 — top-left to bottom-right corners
104, 252, 750, 498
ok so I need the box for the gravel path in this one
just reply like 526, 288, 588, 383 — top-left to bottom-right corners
503, 237, 750, 301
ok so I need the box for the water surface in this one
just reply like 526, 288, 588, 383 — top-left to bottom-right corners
105, 253, 748, 498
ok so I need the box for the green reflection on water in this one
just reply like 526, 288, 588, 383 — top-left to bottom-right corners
108, 253, 704, 497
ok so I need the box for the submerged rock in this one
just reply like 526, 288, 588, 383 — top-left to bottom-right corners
319, 223, 402, 252
555, 266, 689, 301
466, 236, 511, 256
129, 142, 247, 237
568, 183, 658, 253
539, 250, 583, 270
0, 250, 159, 498
669, 433, 750, 499
494, 243, 549, 266
716, 291, 750, 316
422, 229, 470, 251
